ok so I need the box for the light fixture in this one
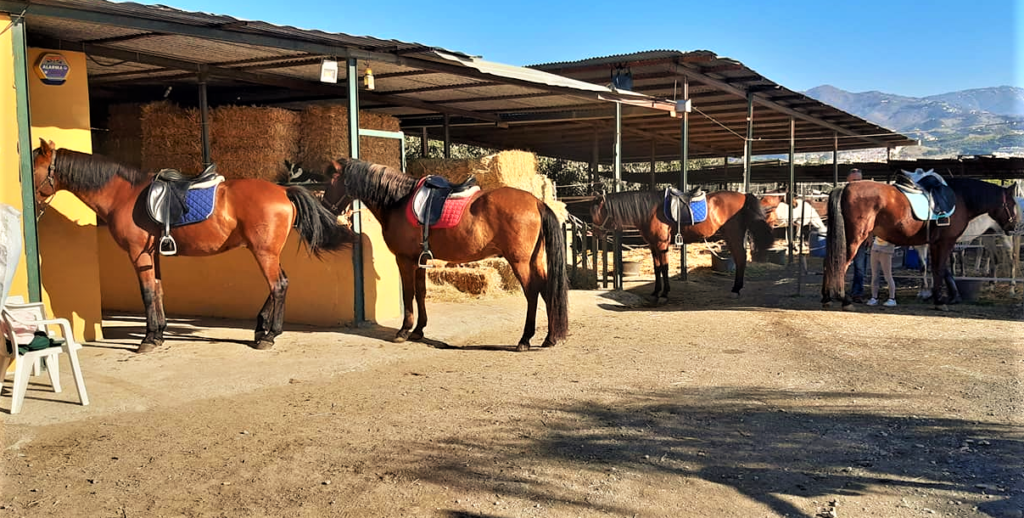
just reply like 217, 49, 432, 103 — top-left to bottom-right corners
319, 58, 338, 84
363, 67, 375, 90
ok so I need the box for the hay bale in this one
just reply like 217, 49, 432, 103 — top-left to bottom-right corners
101, 103, 143, 169
427, 267, 497, 296
211, 105, 299, 181
298, 105, 402, 175
141, 101, 203, 175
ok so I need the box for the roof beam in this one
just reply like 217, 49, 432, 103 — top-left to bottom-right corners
43, 38, 503, 123
671, 60, 893, 148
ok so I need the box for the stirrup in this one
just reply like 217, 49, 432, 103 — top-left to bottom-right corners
159, 235, 178, 256
936, 216, 950, 227
418, 250, 434, 269
674, 233, 684, 246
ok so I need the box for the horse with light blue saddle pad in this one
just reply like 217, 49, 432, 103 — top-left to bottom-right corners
661, 186, 708, 227
894, 168, 955, 225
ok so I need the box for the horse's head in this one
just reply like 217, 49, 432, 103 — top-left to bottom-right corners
588, 196, 608, 232
321, 159, 354, 215
30, 138, 61, 210
284, 159, 303, 180
991, 184, 1023, 233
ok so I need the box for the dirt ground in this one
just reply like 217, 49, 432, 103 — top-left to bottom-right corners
2, 258, 1023, 518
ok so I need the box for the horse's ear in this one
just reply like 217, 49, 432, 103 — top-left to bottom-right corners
38, 137, 50, 153
329, 159, 342, 176
284, 159, 292, 169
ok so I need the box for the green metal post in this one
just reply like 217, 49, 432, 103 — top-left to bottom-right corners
680, 77, 689, 280
12, 17, 42, 303
613, 102, 623, 291
787, 117, 795, 266
743, 92, 753, 194
347, 58, 365, 323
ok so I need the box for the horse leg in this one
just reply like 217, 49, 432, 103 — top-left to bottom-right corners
153, 253, 168, 342
508, 259, 541, 351
649, 244, 662, 300
251, 251, 288, 350
722, 222, 745, 297
393, 257, 417, 343
944, 263, 962, 305
659, 247, 671, 301
929, 242, 954, 310
409, 266, 429, 342
131, 249, 163, 353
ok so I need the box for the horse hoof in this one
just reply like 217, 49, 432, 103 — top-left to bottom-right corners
730, 292, 740, 299
137, 342, 158, 354
841, 303, 856, 312
936, 304, 949, 312
393, 330, 411, 343
822, 301, 832, 309
541, 338, 556, 348
253, 339, 275, 350
516, 343, 530, 352
409, 331, 424, 342
658, 296, 669, 306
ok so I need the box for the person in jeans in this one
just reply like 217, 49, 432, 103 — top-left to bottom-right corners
867, 236, 897, 307
846, 168, 870, 302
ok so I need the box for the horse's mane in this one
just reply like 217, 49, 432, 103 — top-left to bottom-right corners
599, 190, 662, 228
339, 158, 417, 211
52, 149, 148, 190
948, 177, 1006, 214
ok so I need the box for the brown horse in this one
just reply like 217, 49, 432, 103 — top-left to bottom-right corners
321, 158, 569, 351
588, 190, 775, 302
31, 139, 356, 353
821, 177, 1021, 310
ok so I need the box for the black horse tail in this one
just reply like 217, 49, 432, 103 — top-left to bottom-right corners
287, 186, 357, 257
824, 185, 847, 299
540, 201, 570, 343
741, 193, 776, 262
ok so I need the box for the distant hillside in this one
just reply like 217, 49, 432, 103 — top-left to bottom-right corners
803, 85, 1024, 159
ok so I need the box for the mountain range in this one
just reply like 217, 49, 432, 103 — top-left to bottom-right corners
802, 85, 1024, 159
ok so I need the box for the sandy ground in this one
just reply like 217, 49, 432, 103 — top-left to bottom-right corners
1, 261, 1022, 518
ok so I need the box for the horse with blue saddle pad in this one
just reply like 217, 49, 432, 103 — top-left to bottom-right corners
146, 163, 225, 256
821, 174, 1021, 311
589, 189, 775, 303
894, 168, 956, 225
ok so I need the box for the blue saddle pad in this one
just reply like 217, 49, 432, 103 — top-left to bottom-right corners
174, 184, 218, 227
896, 185, 955, 221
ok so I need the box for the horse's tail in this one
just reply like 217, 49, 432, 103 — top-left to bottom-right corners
824, 185, 847, 296
741, 193, 776, 262
539, 201, 569, 342
286, 186, 357, 257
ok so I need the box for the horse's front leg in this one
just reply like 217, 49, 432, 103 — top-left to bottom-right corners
409, 266, 429, 342
393, 257, 417, 343
131, 249, 163, 353
649, 244, 662, 300
658, 246, 671, 301
930, 243, 954, 309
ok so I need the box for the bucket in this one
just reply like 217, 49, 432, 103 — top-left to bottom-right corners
956, 279, 983, 303
904, 248, 921, 269
712, 253, 735, 272
620, 260, 642, 277
808, 230, 827, 258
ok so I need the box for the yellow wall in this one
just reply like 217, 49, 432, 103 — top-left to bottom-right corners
27, 47, 104, 341
0, 13, 30, 306
99, 210, 402, 326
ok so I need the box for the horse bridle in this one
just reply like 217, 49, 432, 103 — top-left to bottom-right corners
34, 160, 57, 221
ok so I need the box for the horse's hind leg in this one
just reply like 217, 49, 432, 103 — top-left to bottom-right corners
508, 259, 541, 351
649, 244, 662, 299
722, 221, 746, 297
251, 251, 288, 350
658, 246, 671, 301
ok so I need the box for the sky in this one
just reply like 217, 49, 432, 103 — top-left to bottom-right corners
135, 0, 1021, 98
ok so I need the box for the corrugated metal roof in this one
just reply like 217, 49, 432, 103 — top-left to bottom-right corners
3, 0, 918, 165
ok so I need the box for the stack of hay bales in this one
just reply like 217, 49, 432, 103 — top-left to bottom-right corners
100, 103, 144, 169
108, 101, 402, 183
424, 258, 522, 300
406, 150, 567, 221
297, 105, 403, 175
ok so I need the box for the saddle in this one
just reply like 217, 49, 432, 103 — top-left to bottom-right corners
661, 186, 707, 245
146, 163, 225, 256
406, 175, 481, 268
894, 168, 955, 225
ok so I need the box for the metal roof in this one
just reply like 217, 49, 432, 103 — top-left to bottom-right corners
2, 0, 917, 165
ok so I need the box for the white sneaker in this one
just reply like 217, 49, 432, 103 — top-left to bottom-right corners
866, 298, 879, 306
883, 299, 897, 307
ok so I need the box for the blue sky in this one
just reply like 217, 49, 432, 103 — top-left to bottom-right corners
137, 0, 1020, 97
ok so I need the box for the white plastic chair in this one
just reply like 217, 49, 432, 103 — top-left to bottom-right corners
0, 203, 88, 414
1, 296, 89, 413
